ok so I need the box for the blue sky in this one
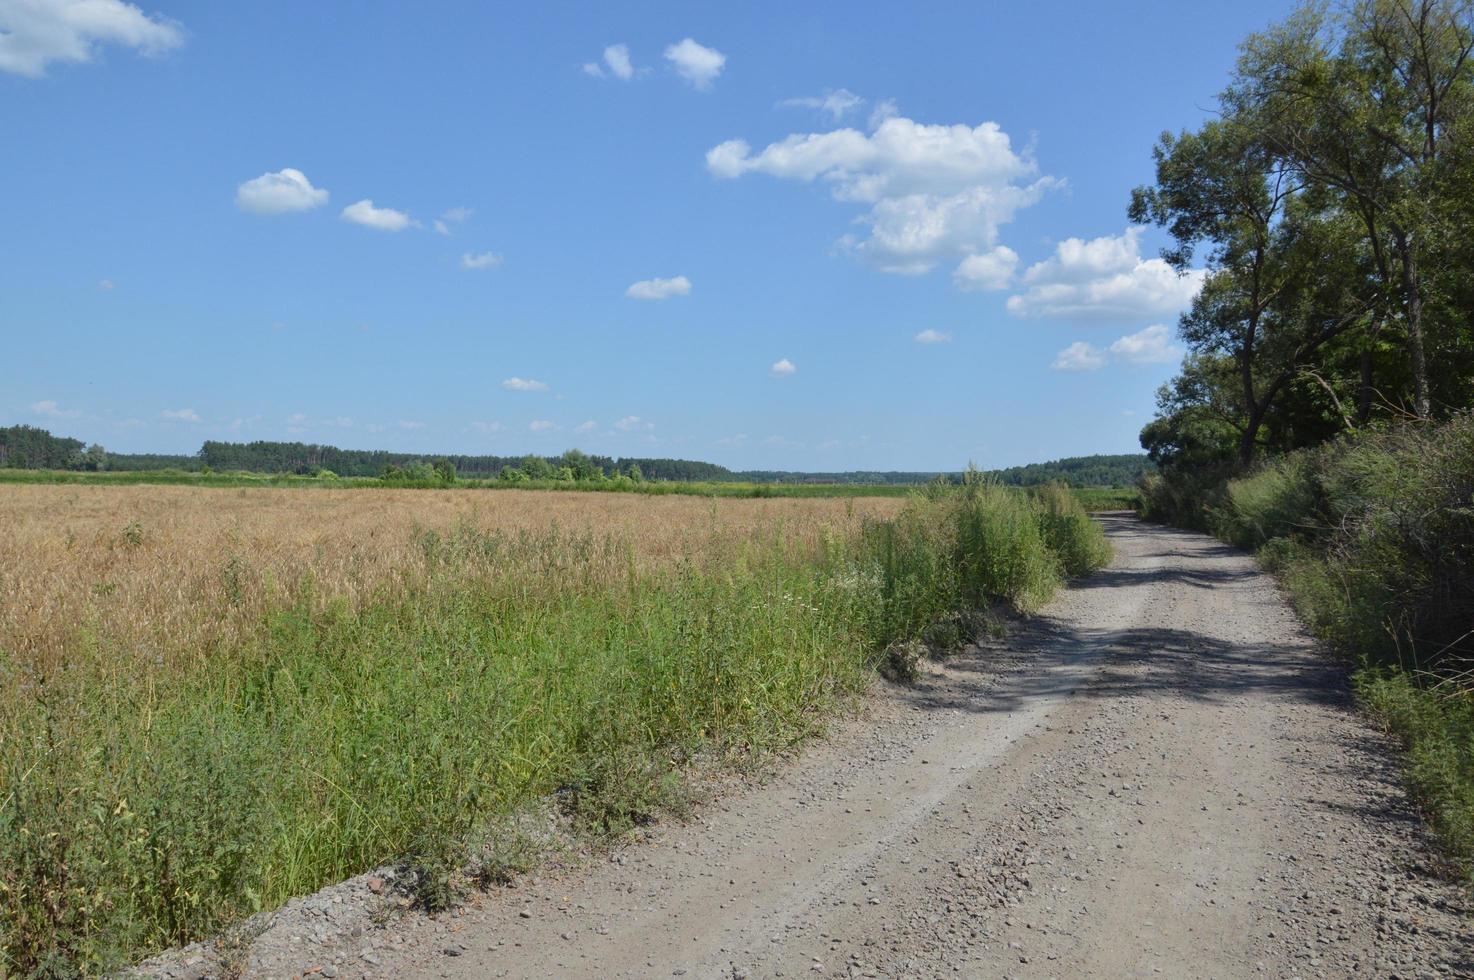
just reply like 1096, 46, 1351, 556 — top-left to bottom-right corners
1, 0, 1292, 470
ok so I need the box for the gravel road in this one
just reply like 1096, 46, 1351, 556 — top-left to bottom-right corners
150, 515, 1472, 979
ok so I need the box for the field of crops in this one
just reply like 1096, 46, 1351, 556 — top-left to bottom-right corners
0, 481, 1110, 973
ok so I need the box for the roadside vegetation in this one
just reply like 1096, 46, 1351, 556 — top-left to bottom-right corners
1131, 0, 1473, 880
0, 477, 1110, 974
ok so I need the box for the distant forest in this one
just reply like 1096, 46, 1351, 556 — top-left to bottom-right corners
0, 426, 1149, 486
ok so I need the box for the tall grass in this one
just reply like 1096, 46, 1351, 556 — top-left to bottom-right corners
0, 482, 1110, 975
1141, 413, 1474, 877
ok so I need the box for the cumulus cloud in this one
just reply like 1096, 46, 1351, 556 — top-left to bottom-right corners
664, 37, 724, 89
574, 420, 598, 434
613, 415, 652, 432
235, 168, 329, 215
30, 399, 80, 418
528, 419, 554, 432
1109, 324, 1183, 364
707, 113, 1053, 275
398, 420, 425, 430
160, 407, 201, 422
770, 358, 796, 377
0, 0, 184, 76
1050, 342, 1107, 373
341, 199, 413, 231
780, 88, 863, 121
953, 245, 1018, 291
1051, 325, 1184, 374
98, 278, 115, 290
434, 206, 471, 235
626, 275, 691, 300
914, 329, 951, 344
469, 420, 503, 433
461, 251, 502, 269
1007, 227, 1205, 320
501, 377, 548, 392
584, 42, 635, 80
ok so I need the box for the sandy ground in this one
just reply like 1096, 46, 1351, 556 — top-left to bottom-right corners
143, 515, 1473, 979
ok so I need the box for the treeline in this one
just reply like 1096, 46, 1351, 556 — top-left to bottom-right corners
987, 454, 1151, 488
2, 430, 1148, 487
0, 425, 102, 470
1135, 0, 1474, 873
197, 441, 733, 482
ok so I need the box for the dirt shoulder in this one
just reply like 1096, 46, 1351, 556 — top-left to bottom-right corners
142, 515, 1472, 979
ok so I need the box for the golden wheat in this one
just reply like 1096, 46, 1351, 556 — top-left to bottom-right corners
0, 485, 903, 674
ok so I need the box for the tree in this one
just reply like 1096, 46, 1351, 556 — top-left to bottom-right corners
1132, 119, 1375, 462
1229, 0, 1474, 418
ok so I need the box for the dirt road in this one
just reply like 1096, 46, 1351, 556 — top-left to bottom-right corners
180, 516, 1472, 979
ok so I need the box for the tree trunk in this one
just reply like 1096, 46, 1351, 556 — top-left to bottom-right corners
1357, 312, 1383, 425
1393, 229, 1432, 419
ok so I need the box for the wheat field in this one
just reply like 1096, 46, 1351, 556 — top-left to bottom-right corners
2, 485, 904, 675
0, 481, 1106, 974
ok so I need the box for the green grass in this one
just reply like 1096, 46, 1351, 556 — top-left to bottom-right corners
0, 481, 1110, 975
1065, 486, 1140, 512
0, 467, 917, 498
0, 468, 1131, 505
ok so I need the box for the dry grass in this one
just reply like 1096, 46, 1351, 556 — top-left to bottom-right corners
1, 485, 902, 676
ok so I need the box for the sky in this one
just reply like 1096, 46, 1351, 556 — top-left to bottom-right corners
1, 0, 1296, 470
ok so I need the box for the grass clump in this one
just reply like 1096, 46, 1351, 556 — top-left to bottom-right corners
0, 482, 1111, 974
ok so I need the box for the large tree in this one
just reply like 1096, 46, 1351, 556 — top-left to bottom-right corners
1228, 0, 1474, 419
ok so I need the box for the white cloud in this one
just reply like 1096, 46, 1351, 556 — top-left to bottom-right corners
914, 329, 951, 344
613, 415, 653, 432
626, 275, 691, 300
461, 251, 502, 270
30, 399, 80, 418
574, 420, 598, 434
160, 407, 201, 422
341, 199, 413, 231
952, 245, 1018, 291
780, 88, 863, 121
708, 113, 1053, 274
583, 43, 636, 80
715, 433, 749, 447
434, 206, 471, 235
1050, 342, 1107, 373
1051, 324, 1184, 374
0, 0, 184, 77
1007, 227, 1205, 320
398, 420, 425, 430
501, 377, 548, 392
97, 278, 115, 290
1108, 324, 1182, 364
770, 358, 796, 377
469, 420, 503, 433
235, 168, 329, 215
664, 37, 724, 89
529, 419, 555, 432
